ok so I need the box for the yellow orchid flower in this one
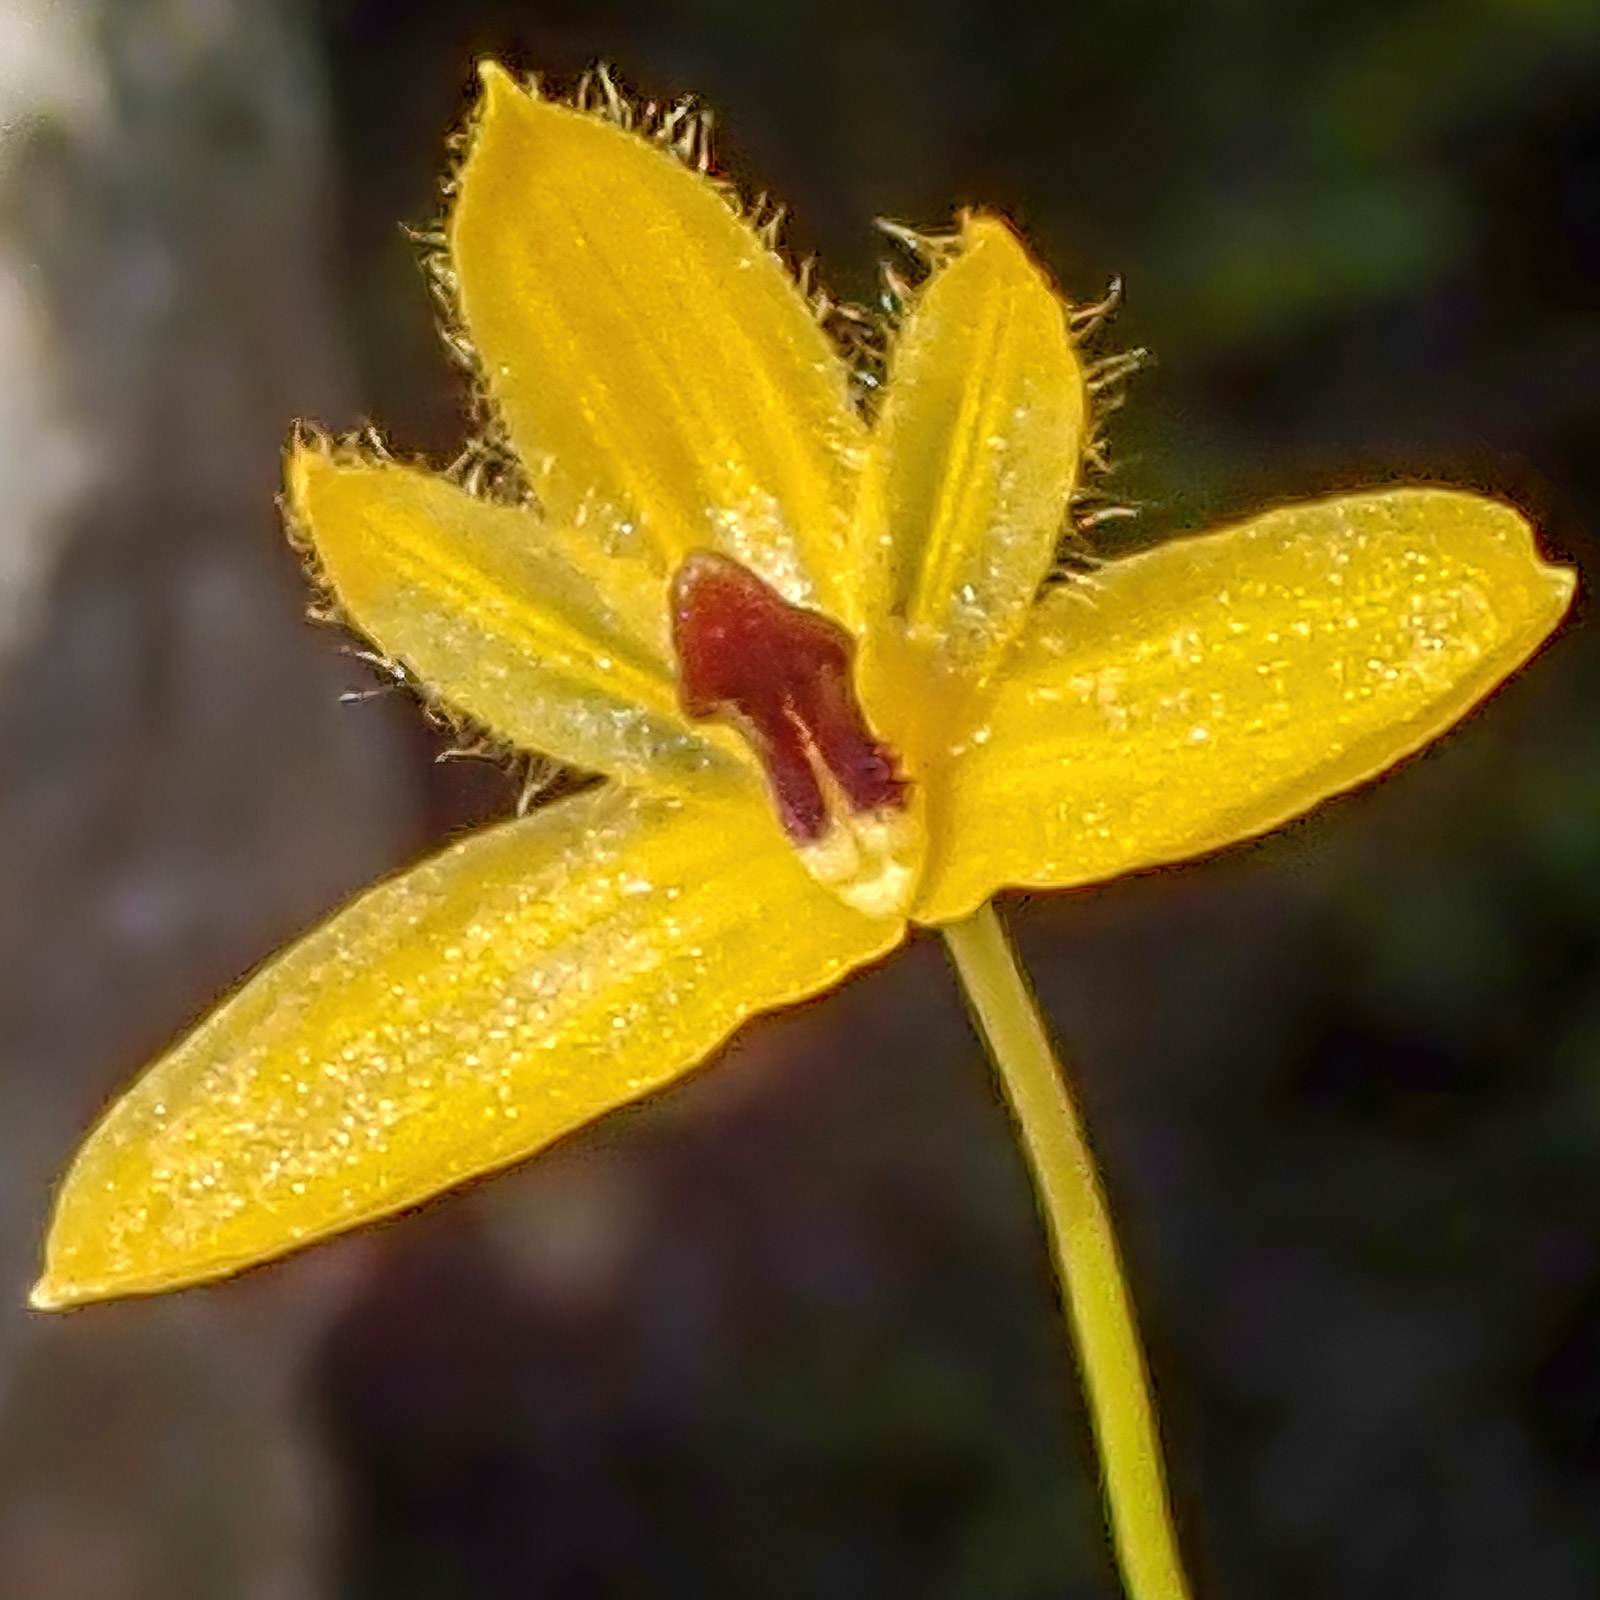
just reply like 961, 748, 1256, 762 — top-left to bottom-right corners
33, 61, 1573, 1600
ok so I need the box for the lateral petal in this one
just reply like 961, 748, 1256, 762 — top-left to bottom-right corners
448, 65, 866, 614
913, 489, 1575, 923
35, 786, 903, 1306
289, 448, 748, 795
855, 215, 1085, 714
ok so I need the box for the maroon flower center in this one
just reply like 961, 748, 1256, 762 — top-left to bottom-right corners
670, 551, 910, 843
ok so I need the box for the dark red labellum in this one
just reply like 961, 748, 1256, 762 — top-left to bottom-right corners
670, 551, 909, 843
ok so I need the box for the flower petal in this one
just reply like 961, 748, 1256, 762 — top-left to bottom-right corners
855, 215, 1085, 695
290, 448, 750, 795
34, 786, 902, 1306
913, 489, 1575, 923
448, 65, 866, 613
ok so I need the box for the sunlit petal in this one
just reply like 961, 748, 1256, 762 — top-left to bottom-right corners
855, 215, 1085, 723
914, 489, 1575, 922
290, 448, 749, 795
34, 786, 903, 1306
449, 65, 866, 613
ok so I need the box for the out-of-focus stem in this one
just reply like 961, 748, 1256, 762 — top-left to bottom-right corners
942, 900, 1192, 1600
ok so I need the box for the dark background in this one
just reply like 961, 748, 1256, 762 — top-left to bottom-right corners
5, 0, 1600, 1596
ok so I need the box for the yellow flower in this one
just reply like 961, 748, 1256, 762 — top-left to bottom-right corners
33, 63, 1573, 1310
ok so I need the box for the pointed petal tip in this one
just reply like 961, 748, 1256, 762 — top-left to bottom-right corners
1489, 495, 1577, 624
283, 436, 349, 531
960, 211, 1014, 244
957, 213, 1038, 277
283, 436, 325, 504
29, 1259, 213, 1312
474, 58, 520, 100
1545, 558, 1579, 612
28, 1272, 73, 1313
470, 60, 540, 136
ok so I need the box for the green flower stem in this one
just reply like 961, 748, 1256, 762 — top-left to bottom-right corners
942, 901, 1193, 1600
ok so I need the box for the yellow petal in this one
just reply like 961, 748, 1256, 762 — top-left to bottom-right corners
34, 786, 902, 1306
448, 65, 866, 614
855, 215, 1085, 710
914, 489, 1575, 923
290, 448, 750, 795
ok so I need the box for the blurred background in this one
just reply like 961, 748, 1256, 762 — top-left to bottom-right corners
2, 0, 1598, 1595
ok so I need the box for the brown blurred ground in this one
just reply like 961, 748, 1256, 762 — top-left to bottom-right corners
0, 4, 414, 1595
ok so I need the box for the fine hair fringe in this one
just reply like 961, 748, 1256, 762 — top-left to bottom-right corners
288, 61, 1153, 790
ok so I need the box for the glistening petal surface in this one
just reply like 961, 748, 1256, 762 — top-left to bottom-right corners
855, 215, 1085, 698
449, 65, 866, 613
290, 450, 747, 795
35, 787, 901, 1306
914, 489, 1575, 923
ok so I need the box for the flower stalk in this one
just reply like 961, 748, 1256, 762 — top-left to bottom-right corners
944, 901, 1192, 1600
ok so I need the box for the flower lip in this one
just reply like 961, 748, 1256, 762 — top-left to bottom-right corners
670, 550, 910, 843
